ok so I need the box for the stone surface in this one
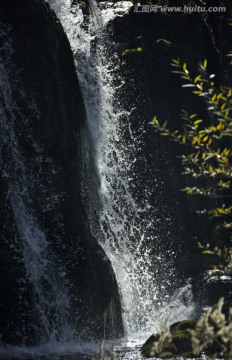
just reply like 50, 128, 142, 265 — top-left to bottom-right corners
110, 0, 232, 291
0, 0, 123, 344
140, 319, 197, 358
141, 301, 232, 358
195, 273, 232, 308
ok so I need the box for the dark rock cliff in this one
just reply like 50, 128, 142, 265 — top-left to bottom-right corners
0, 0, 123, 345
109, 2, 232, 295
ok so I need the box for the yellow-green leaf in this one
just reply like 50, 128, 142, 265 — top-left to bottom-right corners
192, 137, 198, 145
194, 119, 203, 125
202, 250, 214, 255
190, 114, 197, 119
194, 75, 201, 83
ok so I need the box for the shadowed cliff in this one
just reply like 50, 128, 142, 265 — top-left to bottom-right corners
109, 1, 232, 297
0, 0, 123, 344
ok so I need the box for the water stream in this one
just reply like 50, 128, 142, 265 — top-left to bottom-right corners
0, 23, 74, 345
49, 0, 195, 340
0, 1, 195, 358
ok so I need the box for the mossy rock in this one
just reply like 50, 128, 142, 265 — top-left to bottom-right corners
140, 332, 177, 358
158, 351, 176, 359
141, 319, 197, 358
180, 352, 195, 358
171, 330, 193, 355
170, 319, 197, 332
141, 332, 177, 358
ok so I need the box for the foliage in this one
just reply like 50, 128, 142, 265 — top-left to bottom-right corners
145, 322, 173, 358
140, 299, 232, 359
189, 298, 232, 358
150, 58, 232, 273
121, 47, 143, 56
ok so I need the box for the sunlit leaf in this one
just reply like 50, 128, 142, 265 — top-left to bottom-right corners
202, 250, 215, 254
190, 114, 197, 119
171, 58, 179, 65
194, 75, 201, 83
182, 84, 195, 88
194, 119, 203, 125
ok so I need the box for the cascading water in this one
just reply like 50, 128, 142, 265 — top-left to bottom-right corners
0, 1, 196, 358
0, 23, 74, 344
50, 0, 195, 341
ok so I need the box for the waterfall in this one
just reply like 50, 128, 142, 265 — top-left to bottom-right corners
0, 23, 74, 343
49, 0, 195, 340
0, 2, 196, 356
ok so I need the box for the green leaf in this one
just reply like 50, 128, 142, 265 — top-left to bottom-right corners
190, 114, 197, 119
162, 120, 167, 128
194, 119, 203, 125
121, 47, 143, 56
156, 38, 171, 45
171, 71, 183, 74
171, 58, 179, 65
182, 84, 195, 88
194, 75, 201, 83
202, 250, 214, 255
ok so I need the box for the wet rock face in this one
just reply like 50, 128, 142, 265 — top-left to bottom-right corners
110, 4, 232, 284
141, 301, 232, 358
140, 319, 197, 358
195, 273, 232, 308
0, 0, 123, 344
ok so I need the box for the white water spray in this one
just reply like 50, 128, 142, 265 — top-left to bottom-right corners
50, 0, 195, 339
0, 4, 198, 360
0, 23, 74, 343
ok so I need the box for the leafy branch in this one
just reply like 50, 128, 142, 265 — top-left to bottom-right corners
150, 59, 232, 272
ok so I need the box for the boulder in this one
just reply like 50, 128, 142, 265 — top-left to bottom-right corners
141, 301, 232, 358
195, 273, 232, 308
141, 319, 197, 358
